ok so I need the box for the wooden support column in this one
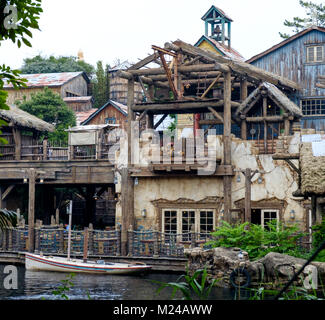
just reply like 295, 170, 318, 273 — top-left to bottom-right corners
240, 80, 248, 140
245, 168, 252, 223
263, 97, 268, 153
284, 115, 290, 136
28, 169, 36, 253
311, 196, 317, 226
12, 128, 21, 161
121, 78, 135, 256
223, 71, 232, 222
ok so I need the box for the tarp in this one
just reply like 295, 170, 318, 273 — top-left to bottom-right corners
70, 132, 96, 146
312, 140, 325, 157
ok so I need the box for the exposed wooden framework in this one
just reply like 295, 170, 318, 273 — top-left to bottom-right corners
116, 38, 301, 227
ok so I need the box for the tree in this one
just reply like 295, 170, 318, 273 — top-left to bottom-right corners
92, 61, 110, 108
0, 0, 43, 228
279, 0, 325, 39
17, 88, 76, 142
21, 55, 95, 78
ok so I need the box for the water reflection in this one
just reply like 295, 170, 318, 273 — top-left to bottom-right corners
0, 264, 236, 300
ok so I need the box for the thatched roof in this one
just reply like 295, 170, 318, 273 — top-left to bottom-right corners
300, 142, 325, 196
0, 105, 55, 132
235, 82, 303, 118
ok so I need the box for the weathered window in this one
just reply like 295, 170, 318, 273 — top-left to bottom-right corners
301, 99, 325, 116
306, 46, 324, 63
105, 117, 116, 124
251, 208, 279, 230
162, 209, 216, 238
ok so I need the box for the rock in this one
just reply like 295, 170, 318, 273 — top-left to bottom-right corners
186, 248, 325, 289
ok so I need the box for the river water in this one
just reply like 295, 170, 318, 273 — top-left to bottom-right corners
0, 264, 238, 300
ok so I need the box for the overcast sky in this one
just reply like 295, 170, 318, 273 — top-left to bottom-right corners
1, 0, 323, 70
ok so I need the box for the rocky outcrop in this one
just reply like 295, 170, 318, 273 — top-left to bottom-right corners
185, 247, 325, 289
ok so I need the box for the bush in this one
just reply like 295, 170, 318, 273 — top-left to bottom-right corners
311, 219, 325, 262
208, 221, 306, 261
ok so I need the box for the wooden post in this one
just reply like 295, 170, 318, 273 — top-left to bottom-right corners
311, 196, 317, 226
223, 71, 232, 222
245, 168, 252, 223
88, 223, 94, 255
43, 139, 48, 160
28, 168, 36, 253
116, 224, 121, 256
67, 201, 72, 261
12, 128, 21, 161
55, 208, 60, 225
120, 78, 136, 256
153, 224, 159, 258
59, 224, 64, 253
284, 116, 290, 136
83, 227, 89, 262
128, 224, 133, 257
240, 80, 248, 140
263, 97, 268, 153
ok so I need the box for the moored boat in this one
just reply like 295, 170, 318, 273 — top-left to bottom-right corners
25, 253, 152, 275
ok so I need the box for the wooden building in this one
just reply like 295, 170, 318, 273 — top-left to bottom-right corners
3, 72, 93, 112
114, 33, 313, 255
81, 100, 128, 129
247, 26, 325, 131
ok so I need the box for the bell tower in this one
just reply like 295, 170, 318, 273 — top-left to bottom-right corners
202, 5, 232, 48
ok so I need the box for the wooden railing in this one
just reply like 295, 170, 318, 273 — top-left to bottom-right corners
0, 225, 121, 257
128, 229, 214, 258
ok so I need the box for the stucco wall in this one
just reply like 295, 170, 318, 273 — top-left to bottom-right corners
115, 132, 306, 231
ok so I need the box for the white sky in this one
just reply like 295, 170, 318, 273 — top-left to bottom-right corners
0, 0, 323, 69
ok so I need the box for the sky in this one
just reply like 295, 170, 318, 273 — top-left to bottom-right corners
0, 0, 324, 70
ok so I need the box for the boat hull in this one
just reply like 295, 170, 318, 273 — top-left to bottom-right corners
25, 253, 151, 275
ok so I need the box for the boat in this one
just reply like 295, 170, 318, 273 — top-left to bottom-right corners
25, 200, 152, 275
25, 253, 152, 275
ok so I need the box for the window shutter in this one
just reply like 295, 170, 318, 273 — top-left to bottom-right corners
307, 47, 315, 62
316, 46, 323, 62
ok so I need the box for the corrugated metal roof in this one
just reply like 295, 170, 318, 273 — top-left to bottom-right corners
3, 72, 86, 89
63, 96, 93, 103
75, 108, 98, 125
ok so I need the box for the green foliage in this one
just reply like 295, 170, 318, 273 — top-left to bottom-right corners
155, 268, 218, 300
279, 0, 325, 38
92, 61, 110, 108
0, 209, 17, 230
208, 221, 306, 260
16, 88, 76, 142
21, 55, 95, 78
311, 219, 325, 262
0, 0, 42, 47
51, 273, 75, 300
167, 114, 177, 133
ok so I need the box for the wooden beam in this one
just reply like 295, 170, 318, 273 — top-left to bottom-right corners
158, 51, 179, 99
124, 63, 230, 77
207, 107, 224, 123
272, 153, 299, 160
285, 159, 300, 175
28, 168, 36, 253
128, 52, 160, 70
201, 73, 222, 99
245, 168, 252, 223
223, 71, 232, 222
166, 40, 299, 91
138, 76, 152, 102
246, 115, 285, 123
133, 99, 241, 113
12, 128, 21, 161
1, 185, 15, 201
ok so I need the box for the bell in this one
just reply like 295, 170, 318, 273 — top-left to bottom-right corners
213, 25, 221, 35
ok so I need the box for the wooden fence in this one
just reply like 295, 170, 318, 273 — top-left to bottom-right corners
0, 225, 213, 258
